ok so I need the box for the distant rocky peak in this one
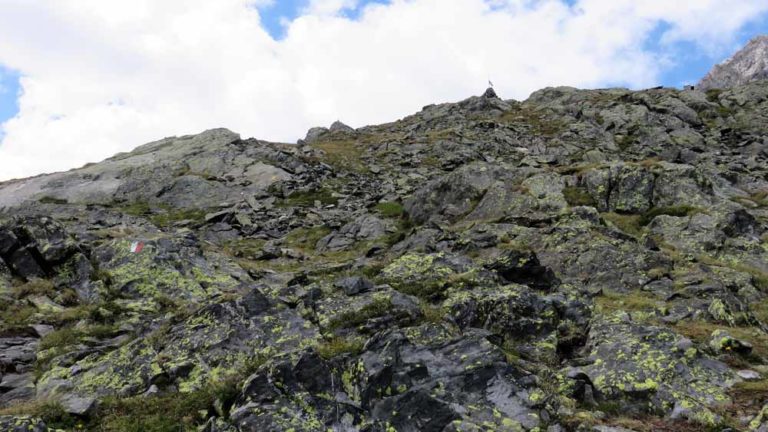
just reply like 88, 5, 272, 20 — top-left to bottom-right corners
698, 35, 768, 90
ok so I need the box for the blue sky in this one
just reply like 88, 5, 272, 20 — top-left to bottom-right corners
0, 66, 19, 136
2, 0, 768, 180
0, 1, 765, 132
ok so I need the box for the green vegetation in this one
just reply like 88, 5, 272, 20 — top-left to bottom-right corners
2, 354, 273, 431
595, 290, 662, 316
601, 213, 644, 237
639, 205, 702, 225
37, 196, 68, 205
149, 208, 207, 227
499, 106, 566, 136
562, 186, 596, 207
310, 139, 367, 172
12, 278, 56, 298
390, 271, 479, 301
222, 238, 267, 260
375, 201, 405, 218
327, 296, 392, 331
122, 201, 152, 217
113, 201, 208, 227
696, 254, 768, 292
602, 205, 703, 237
733, 190, 768, 208
674, 319, 768, 359
0, 401, 79, 429
283, 226, 332, 252
316, 336, 365, 359
420, 303, 446, 324
705, 88, 723, 103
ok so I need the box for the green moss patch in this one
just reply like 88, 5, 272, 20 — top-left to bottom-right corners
374, 202, 405, 218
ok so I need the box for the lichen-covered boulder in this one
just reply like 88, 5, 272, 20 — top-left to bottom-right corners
573, 316, 736, 426
91, 236, 248, 309
405, 162, 508, 224
0, 416, 50, 432
37, 289, 319, 401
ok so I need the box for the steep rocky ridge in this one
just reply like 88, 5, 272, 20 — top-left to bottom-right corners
699, 35, 768, 90
0, 81, 767, 431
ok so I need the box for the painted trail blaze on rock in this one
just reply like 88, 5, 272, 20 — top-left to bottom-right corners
129, 241, 144, 254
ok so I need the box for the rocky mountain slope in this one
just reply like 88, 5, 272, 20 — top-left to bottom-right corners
699, 35, 768, 90
0, 81, 767, 431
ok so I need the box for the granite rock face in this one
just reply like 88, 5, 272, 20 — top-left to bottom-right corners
699, 35, 768, 90
0, 81, 767, 431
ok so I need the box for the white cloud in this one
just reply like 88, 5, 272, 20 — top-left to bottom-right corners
0, 0, 766, 180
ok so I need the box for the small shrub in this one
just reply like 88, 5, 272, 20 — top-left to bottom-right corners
12, 278, 56, 299
705, 88, 723, 102
39, 327, 80, 351
420, 303, 445, 324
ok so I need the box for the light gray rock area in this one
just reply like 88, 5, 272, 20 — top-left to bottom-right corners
699, 35, 768, 90
0, 39, 767, 431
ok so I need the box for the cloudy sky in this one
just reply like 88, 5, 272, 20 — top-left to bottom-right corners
1, 0, 767, 181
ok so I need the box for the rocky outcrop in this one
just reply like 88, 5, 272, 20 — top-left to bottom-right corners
1, 71, 768, 430
699, 35, 768, 90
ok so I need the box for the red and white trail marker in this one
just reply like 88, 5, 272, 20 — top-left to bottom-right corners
130, 241, 145, 254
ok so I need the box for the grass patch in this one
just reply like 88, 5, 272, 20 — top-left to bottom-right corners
639, 205, 702, 225
674, 320, 768, 359
375, 202, 405, 218
316, 336, 365, 359
0, 401, 79, 429
696, 255, 768, 292
311, 139, 367, 172
705, 88, 723, 103
150, 208, 207, 228
420, 303, 446, 324
499, 106, 566, 136
122, 201, 152, 217
602, 206, 703, 237
283, 226, 332, 253
601, 213, 644, 237
39, 327, 82, 351
12, 278, 56, 298
563, 186, 596, 207
37, 196, 68, 205
327, 297, 392, 331
733, 190, 768, 208
595, 290, 661, 315
222, 238, 267, 260
391, 271, 479, 301
86, 379, 242, 432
